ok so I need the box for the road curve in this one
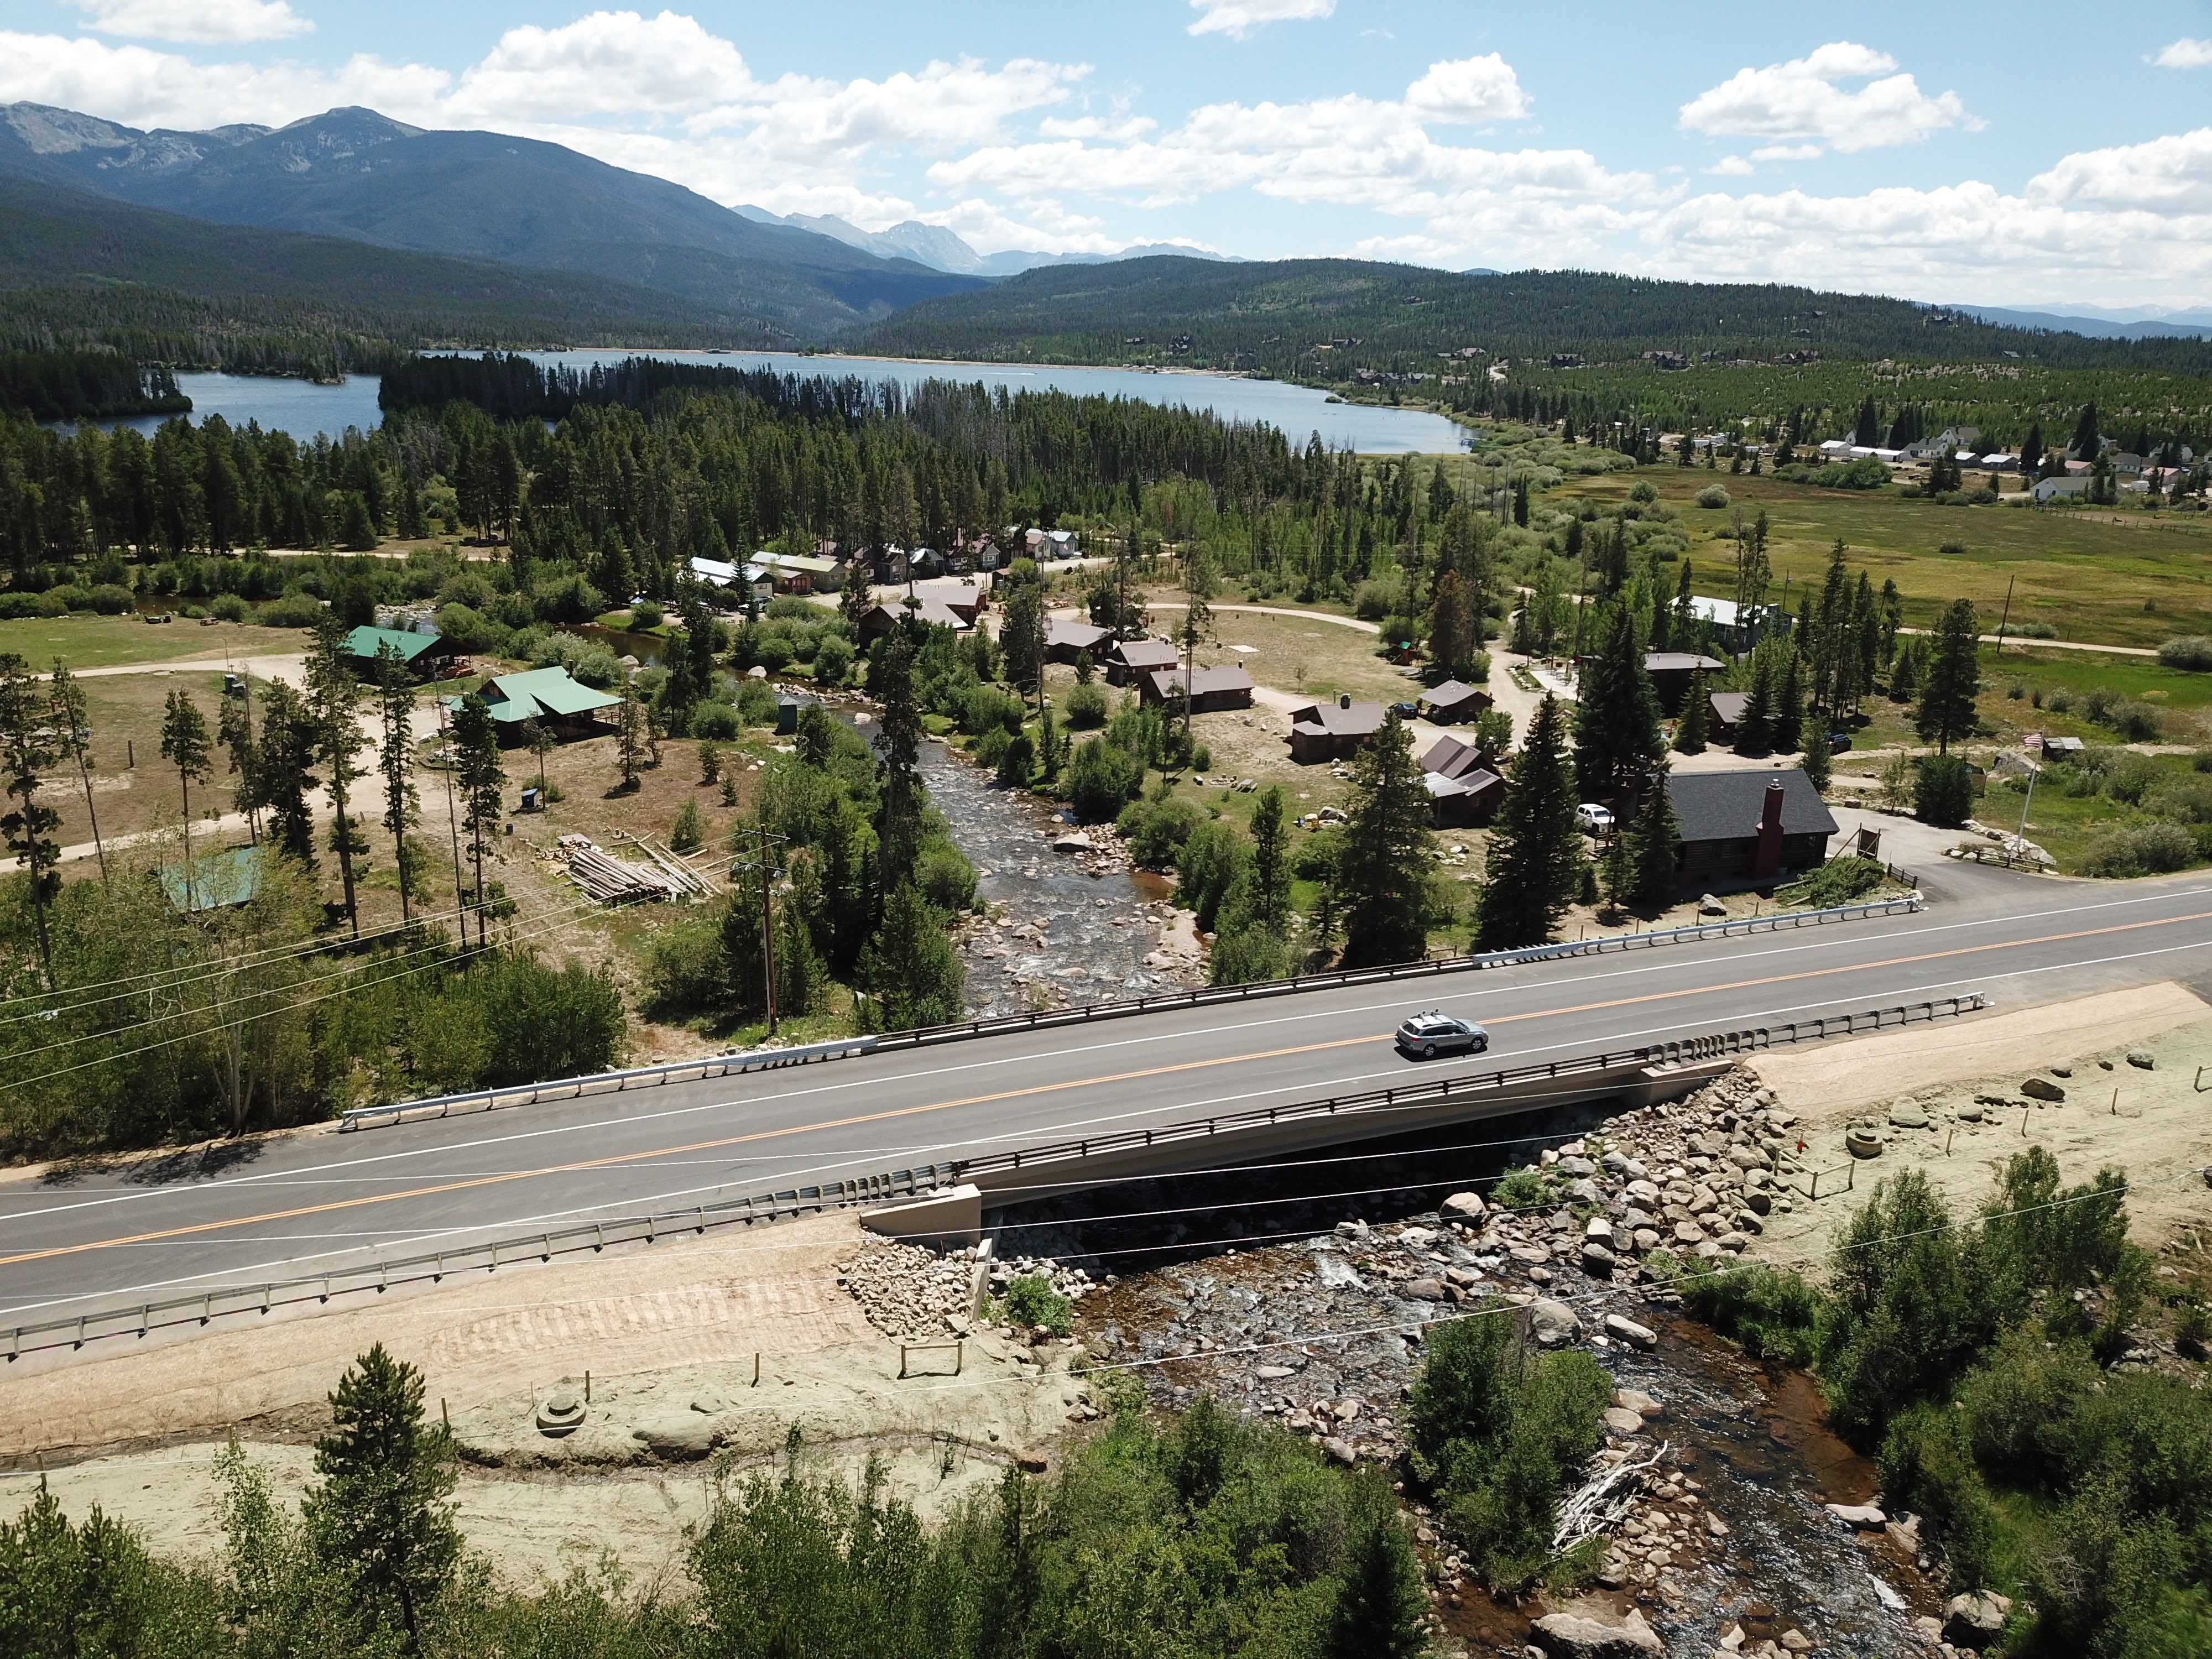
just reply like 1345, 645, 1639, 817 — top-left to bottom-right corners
3, 877, 2210, 1327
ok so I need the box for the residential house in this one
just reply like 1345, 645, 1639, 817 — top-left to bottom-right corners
1140, 664, 1254, 713
1682, 597, 1788, 655
1104, 638, 1179, 686
858, 599, 974, 642
1045, 617, 1112, 665
1643, 651, 1727, 716
1705, 690, 1749, 743
2034, 476, 2090, 503
456, 665, 624, 739
1665, 769, 1838, 890
341, 624, 458, 680
1288, 694, 1387, 764
1418, 679, 1491, 723
1417, 732, 1504, 826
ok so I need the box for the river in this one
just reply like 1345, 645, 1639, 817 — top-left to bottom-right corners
92, 355, 1465, 455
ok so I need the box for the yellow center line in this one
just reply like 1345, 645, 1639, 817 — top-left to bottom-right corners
8, 905, 2208, 1270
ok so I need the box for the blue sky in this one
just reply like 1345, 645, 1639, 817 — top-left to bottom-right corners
6, 0, 2212, 307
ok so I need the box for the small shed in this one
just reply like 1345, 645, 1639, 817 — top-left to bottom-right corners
775, 694, 816, 735
1419, 679, 1491, 723
1140, 664, 1254, 712
1105, 638, 1179, 686
1665, 768, 1838, 891
1705, 690, 1749, 742
1424, 767, 1504, 827
1046, 617, 1112, 665
342, 625, 456, 680
1288, 695, 1387, 764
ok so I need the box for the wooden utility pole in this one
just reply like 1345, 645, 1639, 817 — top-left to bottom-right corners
1992, 572, 2015, 656
729, 823, 789, 1035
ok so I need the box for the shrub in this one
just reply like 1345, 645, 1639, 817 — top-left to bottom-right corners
1191, 744, 1212, 773
1175, 819, 1249, 933
2102, 752, 2160, 804
994, 732, 1035, 786
1290, 827, 1343, 881
961, 684, 1026, 738
209, 593, 252, 623
1064, 681, 1108, 728
915, 839, 977, 912
1681, 1265, 1822, 1364
1352, 573, 1405, 620
642, 911, 728, 1017
811, 634, 853, 685
669, 797, 706, 853
689, 701, 740, 741
1782, 854, 1885, 909
259, 592, 330, 630
1491, 1166, 1553, 1209
1628, 480, 1659, 503
1694, 483, 1730, 509
1815, 456, 1891, 490
1879, 1406, 1997, 1592
972, 725, 1012, 769
2157, 635, 2212, 671
756, 634, 795, 672
2011, 620, 2057, 639
2081, 821, 2195, 877
1064, 736, 1142, 823
1914, 755, 1975, 828
84, 583, 134, 614
1209, 924, 1291, 986
2105, 701, 2164, 742
630, 598, 664, 629
735, 679, 779, 726
1000, 1272, 1072, 1334
1119, 794, 1203, 867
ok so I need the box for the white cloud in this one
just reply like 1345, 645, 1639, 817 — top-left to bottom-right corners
2025, 127, 2212, 214
1708, 154, 1754, 176
0, 30, 442, 129
69, 0, 310, 45
1679, 41, 1966, 155
1403, 54, 1528, 124
446, 10, 748, 120
1749, 143, 1821, 163
2153, 38, 2212, 68
1186, 0, 1333, 40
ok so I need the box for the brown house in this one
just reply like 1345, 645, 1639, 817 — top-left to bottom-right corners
1288, 695, 1387, 764
1140, 664, 1255, 712
1105, 638, 1179, 686
1665, 769, 1837, 891
1418, 733, 1504, 825
1046, 617, 1112, 665
1419, 679, 1492, 723
1705, 690, 1749, 742
858, 599, 974, 642
1645, 651, 1728, 715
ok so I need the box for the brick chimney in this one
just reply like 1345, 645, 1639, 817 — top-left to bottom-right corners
1753, 776, 1786, 879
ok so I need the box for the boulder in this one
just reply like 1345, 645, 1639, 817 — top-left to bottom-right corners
1529, 1298, 1580, 1346
1255, 1364, 1298, 1381
1731, 1209, 1765, 1236
1558, 1156, 1599, 1178
1698, 893, 1727, 916
1529, 1608, 1665, 1658
1321, 1436, 1357, 1466
1673, 1220, 1708, 1246
1580, 1243, 1618, 1275
1943, 1591, 2013, 1650
1442, 1191, 1486, 1219
1584, 1215, 1615, 1243
2127, 1048, 2156, 1070
1601, 1406, 1644, 1436
2021, 1076, 2066, 1102
1604, 1313, 1658, 1350
635, 1415, 720, 1459
1051, 832, 1094, 853
1402, 1277, 1447, 1303
1743, 1188, 1773, 1217
1825, 1502, 1887, 1530
1613, 1387, 1661, 1415
1887, 1102, 1930, 1129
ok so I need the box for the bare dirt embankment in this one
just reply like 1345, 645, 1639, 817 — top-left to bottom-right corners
0, 1212, 1095, 1586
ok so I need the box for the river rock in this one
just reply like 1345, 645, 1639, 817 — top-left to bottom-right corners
2021, 1076, 2065, 1101
1584, 1215, 1615, 1244
1530, 1607, 1665, 1658
1529, 1298, 1580, 1345
1943, 1590, 2013, 1650
1601, 1406, 1644, 1435
2127, 1048, 2155, 1070
1604, 1313, 1658, 1350
1321, 1436, 1357, 1465
1441, 1191, 1486, 1219
1887, 1102, 1929, 1129
1743, 1188, 1772, 1216
1402, 1277, 1447, 1302
1614, 1387, 1661, 1415
1558, 1156, 1599, 1178
635, 1415, 719, 1459
1580, 1243, 1618, 1275
1732, 1209, 1764, 1235
1825, 1502, 1887, 1530
1673, 1220, 1708, 1245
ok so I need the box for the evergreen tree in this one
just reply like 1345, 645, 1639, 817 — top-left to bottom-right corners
159, 687, 213, 902
2069, 401, 2101, 460
1673, 667, 1709, 755
254, 680, 318, 866
0, 654, 60, 981
1572, 601, 1663, 804
2020, 422, 2044, 477
47, 660, 104, 882
451, 694, 504, 947
1916, 599, 1982, 755
1427, 571, 1479, 679
857, 883, 964, 1030
614, 676, 645, 791
1854, 395, 1880, 447
1000, 578, 1046, 701
1733, 647, 1776, 758
1473, 695, 1583, 950
873, 629, 926, 894
1775, 648, 1807, 757
1799, 707, 1832, 793
1626, 762, 1682, 907
374, 645, 420, 923
217, 674, 260, 849
1325, 1474, 1429, 1659
305, 618, 366, 937
300, 1344, 459, 1655
1335, 711, 1436, 968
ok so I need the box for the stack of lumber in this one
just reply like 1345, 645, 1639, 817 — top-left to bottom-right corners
617, 833, 716, 899
560, 834, 691, 904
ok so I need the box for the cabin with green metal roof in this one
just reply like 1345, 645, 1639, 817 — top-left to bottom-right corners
341, 625, 458, 679
448, 666, 624, 739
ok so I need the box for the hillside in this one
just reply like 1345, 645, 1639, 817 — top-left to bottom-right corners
0, 102, 982, 340
851, 258, 2212, 378
0, 175, 773, 374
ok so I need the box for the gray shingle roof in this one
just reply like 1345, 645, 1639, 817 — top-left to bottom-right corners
1665, 768, 1838, 844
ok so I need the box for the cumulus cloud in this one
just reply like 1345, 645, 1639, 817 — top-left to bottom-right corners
1679, 41, 1967, 154
0, 30, 441, 130
2152, 38, 2212, 68
1403, 54, 1528, 124
2026, 127, 2212, 213
1186, 0, 1333, 40
1707, 154, 1755, 176
69, 0, 310, 45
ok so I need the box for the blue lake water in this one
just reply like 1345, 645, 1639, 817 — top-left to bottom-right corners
97, 353, 1466, 454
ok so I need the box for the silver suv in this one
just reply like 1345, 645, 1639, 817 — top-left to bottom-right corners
1394, 1010, 1490, 1060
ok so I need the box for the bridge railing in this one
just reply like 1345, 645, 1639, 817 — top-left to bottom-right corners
3, 988, 1980, 1368
335, 894, 1927, 1133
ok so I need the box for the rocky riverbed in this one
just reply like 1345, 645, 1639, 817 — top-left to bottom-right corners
930, 1063, 1984, 1659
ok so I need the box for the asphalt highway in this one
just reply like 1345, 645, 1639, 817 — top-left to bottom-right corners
6, 874, 2212, 1331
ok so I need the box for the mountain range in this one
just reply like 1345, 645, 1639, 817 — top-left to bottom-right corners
1955, 303, 2212, 341
734, 206, 1240, 279
0, 101, 981, 341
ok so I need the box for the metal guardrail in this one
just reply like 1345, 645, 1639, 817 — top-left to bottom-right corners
337, 1036, 879, 1131
3, 990, 1982, 1366
333, 895, 1926, 1133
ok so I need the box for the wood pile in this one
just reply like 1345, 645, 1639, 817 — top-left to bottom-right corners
559, 833, 711, 905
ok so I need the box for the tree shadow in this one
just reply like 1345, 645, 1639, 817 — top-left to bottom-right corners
123, 1139, 270, 1186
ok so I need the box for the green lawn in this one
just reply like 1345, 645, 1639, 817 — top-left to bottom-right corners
1567, 467, 2212, 648
0, 612, 309, 670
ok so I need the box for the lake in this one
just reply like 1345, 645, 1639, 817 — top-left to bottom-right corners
96, 353, 1466, 455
